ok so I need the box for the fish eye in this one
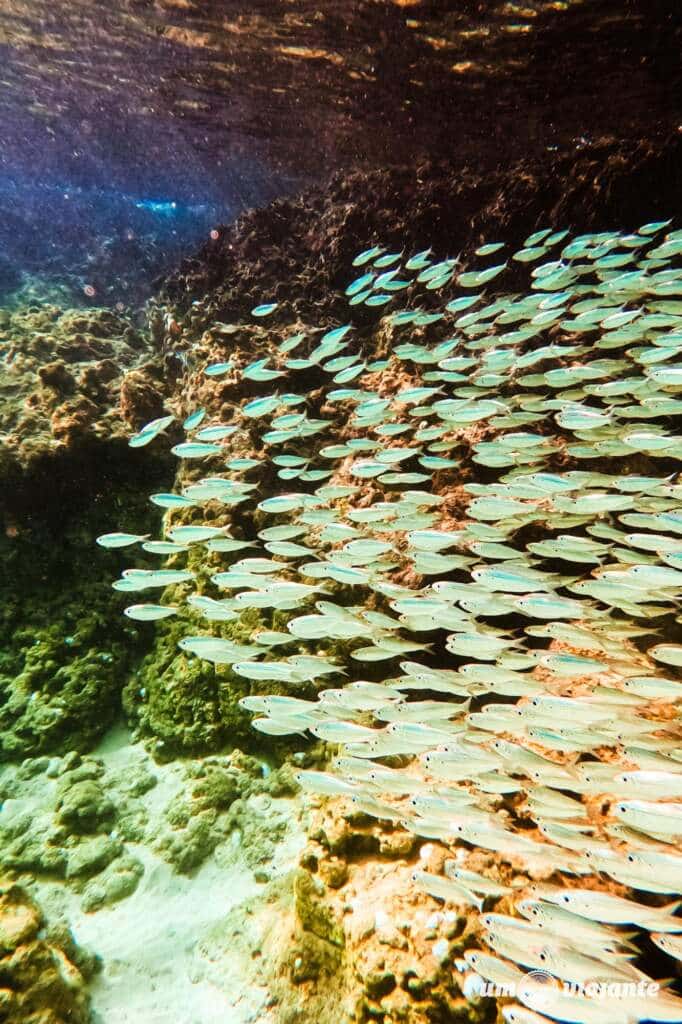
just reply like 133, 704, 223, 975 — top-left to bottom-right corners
539, 952, 547, 961
561, 895, 570, 904
627, 853, 635, 863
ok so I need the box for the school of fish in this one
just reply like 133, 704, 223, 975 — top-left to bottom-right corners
101, 223, 682, 1023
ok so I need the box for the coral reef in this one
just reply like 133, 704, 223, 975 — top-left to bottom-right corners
3, 108, 682, 1023
0, 302, 166, 482
0, 739, 303, 918
153, 752, 299, 874
205, 796, 491, 1024
0, 751, 147, 910
0, 880, 95, 1023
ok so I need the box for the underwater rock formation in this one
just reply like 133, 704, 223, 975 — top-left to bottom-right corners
4, 123, 682, 1023
208, 796, 493, 1024
0, 503, 166, 759
158, 135, 682, 328
4, 134, 682, 766
0, 740, 302, 916
0, 751, 147, 909
0, 303, 165, 482
0, 303, 178, 759
0, 880, 95, 1023
102, 190, 682, 1024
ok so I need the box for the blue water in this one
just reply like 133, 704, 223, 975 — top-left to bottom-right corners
0, 179, 235, 307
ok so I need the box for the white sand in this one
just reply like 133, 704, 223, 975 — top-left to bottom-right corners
12, 726, 306, 1024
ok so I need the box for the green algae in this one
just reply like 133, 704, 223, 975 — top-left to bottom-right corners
294, 868, 345, 948
0, 750, 147, 909
154, 754, 299, 875
0, 494, 163, 759
123, 587, 314, 757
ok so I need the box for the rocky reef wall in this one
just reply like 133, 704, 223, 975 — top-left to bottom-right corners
2, 130, 682, 1022
2, 133, 681, 763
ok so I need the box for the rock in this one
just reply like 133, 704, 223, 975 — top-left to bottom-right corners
318, 857, 348, 890
38, 360, 76, 394
58, 752, 81, 775
263, 762, 300, 798
190, 764, 240, 811
115, 762, 157, 797
80, 853, 144, 912
378, 830, 417, 859
57, 761, 105, 791
0, 803, 33, 841
0, 881, 91, 1023
294, 869, 344, 948
43, 923, 101, 980
155, 809, 223, 875
289, 931, 343, 984
56, 780, 114, 833
2, 828, 67, 877
120, 368, 165, 426
0, 882, 41, 951
15, 756, 50, 780
364, 970, 396, 1000
115, 803, 148, 843
65, 834, 122, 879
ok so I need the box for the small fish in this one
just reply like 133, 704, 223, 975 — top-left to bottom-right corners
539, 888, 682, 930
352, 245, 384, 267
171, 442, 223, 458
651, 933, 682, 962
412, 871, 484, 910
97, 532, 149, 548
167, 525, 227, 543
149, 493, 196, 509
613, 800, 682, 838
129, 415, 174, 447
294, 770, 357, 797
124, 604, 177, 621
142, 541, 190, 554
183, 408, 206, 430
204, 361, 233, 376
